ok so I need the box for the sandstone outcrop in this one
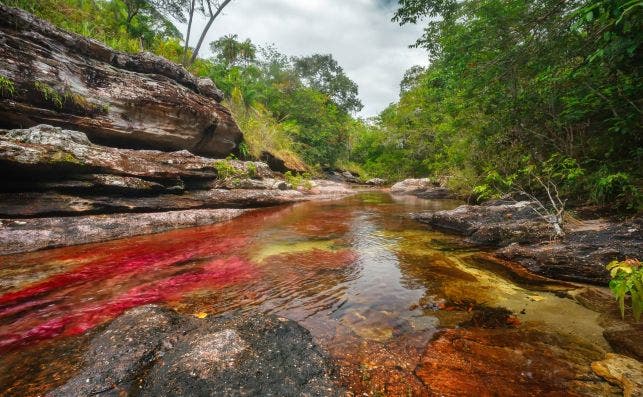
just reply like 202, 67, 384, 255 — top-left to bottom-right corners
0, 5, 241, 157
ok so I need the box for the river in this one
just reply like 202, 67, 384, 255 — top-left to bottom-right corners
0, 192, 613, 395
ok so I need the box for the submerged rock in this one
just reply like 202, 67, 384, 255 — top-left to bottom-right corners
415, 328, 618, 396
413, 201, 642, 284
51, 305, 342, 397
602, 325, 643, 361
0, 5, 241, 157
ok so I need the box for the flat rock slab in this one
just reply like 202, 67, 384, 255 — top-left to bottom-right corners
51, 305, 342, 397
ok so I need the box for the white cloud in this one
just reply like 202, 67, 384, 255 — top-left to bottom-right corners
181, 0, 427, 116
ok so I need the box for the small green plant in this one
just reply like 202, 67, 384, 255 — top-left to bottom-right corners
213, 159, 244, 180
284, 171, 313, 190
34, 81, 64, 108
246, 162, 257, 178
606, 259, 642, 321
238, 142, 250, 159
0, 76, 16, 97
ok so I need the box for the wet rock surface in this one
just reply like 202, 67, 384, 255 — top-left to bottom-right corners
365, 178, 386, 186
414, 201, 642, 284
51, 305, 342, 397
0, 5, 241, 157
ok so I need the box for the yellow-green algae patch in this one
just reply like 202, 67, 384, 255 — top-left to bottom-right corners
250, 239, 341, 263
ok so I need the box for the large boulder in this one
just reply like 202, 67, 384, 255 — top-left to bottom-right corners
0, 5, 241, 157
390, 178, 432, 194
51, 305, 342, 397
390, 178, 453, 198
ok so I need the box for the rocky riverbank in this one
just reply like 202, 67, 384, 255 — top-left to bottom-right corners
0, 125, 353, 255
51, 305, 342, 397
412, 199, 641, 285
0, 5, 359, 255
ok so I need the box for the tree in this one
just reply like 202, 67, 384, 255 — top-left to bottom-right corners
292, 54, 363, 113
181, 0, 195, 64
187, 0, 234, 65
210, 34, 257, 66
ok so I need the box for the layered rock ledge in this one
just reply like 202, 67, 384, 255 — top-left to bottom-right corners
0, 125, 353, 255
0, 4, 240, 157
51, 305, 342, 397
413, 201, 642, 285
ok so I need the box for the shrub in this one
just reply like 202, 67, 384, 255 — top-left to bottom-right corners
213, 159, 244, 180
591, 172, 641, 212
284, 171, 312, 190
606, 259, 642, 322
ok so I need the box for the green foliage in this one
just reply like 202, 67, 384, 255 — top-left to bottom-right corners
292, 54, 363, 113
224, 87, 306, 171
210, 34, 257, 66
34, 81, 64, 109
591, 171, 641, 211
606, 259, 642, 321
1, 0, 183, 53
346, 0, 642, 211
0, 76, 16, 97
213, 159, 244, 180
246, 162, 257, 179
284, 171, 313, 190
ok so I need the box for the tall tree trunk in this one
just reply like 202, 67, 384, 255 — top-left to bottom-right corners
188, 0, 233, 66
182, 0, 196, 66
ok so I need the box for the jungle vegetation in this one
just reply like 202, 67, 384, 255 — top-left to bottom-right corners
2, 0, 641, 210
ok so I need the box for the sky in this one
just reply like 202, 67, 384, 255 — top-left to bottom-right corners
180, 0, 428, 117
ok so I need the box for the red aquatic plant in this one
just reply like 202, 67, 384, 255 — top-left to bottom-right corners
0, 256, 256, 352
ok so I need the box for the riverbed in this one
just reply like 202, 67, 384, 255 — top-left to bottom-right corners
0, 192, 615, 395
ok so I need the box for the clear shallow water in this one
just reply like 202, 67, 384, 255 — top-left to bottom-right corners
0, 192, 608, 395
